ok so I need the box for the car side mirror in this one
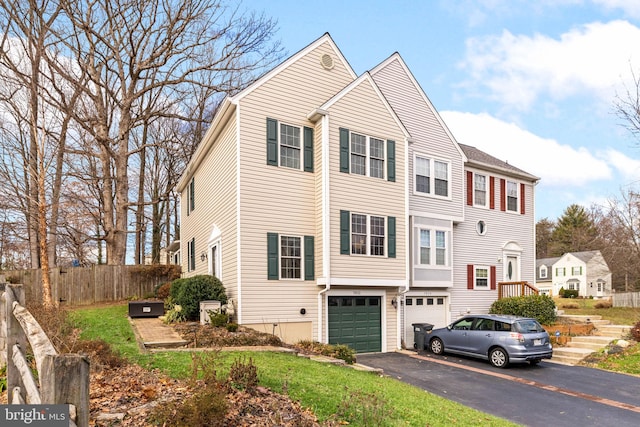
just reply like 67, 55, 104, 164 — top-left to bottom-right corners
447, 325, 452, 330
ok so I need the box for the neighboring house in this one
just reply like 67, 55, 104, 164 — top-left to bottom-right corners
535, 257, 559, 296
176, 34, 538, 353
537, 251, 612, 298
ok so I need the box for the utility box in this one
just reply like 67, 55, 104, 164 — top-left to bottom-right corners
200, 300, 222, 325
128, 301, 164, 318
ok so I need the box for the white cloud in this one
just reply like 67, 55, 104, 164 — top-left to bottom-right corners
441, 111, 612, 185
460, 20, 640, 110
593, 0, 640, 18
602, 147, 640, 180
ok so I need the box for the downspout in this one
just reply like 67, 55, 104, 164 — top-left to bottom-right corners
313, 110, 331, 344
397, 138, 412, 349
233, 99, 243, 324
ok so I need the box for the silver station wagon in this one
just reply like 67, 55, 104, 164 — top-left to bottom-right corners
427, 314, 553, 368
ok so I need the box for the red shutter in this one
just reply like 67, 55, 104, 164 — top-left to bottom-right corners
467, 264, 474, 289
520, 183, 525, 215
500, 179, 506, 211
489, 176, 495, 209
490, 266, 497, 290
466, 171, 473, 206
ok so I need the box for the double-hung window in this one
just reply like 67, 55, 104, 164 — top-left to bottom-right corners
351, 213, 385, 256
279, 123, 301, 169
280, 236, 301, 279
571, 266, 582, 275
474, 173, 487, 207
187, 177, 195, 215
350, 132, 385, 179
418, 228, 447, 266
540, 266, 547, 279
475, 266, 489, 289
506, 180, 518, 212
415, 155, 450, 197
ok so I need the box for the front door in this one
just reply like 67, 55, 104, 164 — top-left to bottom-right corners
504, 256, 520, 281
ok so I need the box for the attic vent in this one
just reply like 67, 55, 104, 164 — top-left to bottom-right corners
320, 54, 334, 70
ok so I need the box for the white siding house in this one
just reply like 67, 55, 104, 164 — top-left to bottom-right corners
538, 251, 612, 298
176, 34, 539, 352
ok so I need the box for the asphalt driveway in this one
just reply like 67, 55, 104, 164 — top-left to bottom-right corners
357, 351, 640, 427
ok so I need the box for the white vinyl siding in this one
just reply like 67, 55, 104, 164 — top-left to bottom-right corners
370, 57, 464, 220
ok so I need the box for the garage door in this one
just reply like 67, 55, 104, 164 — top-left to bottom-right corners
328, 296, 381, 353
404, 296, 447, 348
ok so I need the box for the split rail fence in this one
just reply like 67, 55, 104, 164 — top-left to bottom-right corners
0, 283, 89, 427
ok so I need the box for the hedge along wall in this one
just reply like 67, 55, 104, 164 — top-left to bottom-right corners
1, 265, 181, 306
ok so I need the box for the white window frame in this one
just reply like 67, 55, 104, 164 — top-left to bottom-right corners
474, 266, 490, 290
556, 267, 566, 277
474, 173, 488, 207
417, 227, 449, 267
414, 153, 451, 199
350, 213, 386, 257
280, 235, 303, 280
540, 266, 547, 279
506, 180, 519, 213
571, 266, 582, 275
279, 122, 302, 170
350, 131, 386, 179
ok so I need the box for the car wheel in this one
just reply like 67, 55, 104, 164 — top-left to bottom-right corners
529, 359, 541, 366
429, 338, 444, 355
489, 347, 509, 368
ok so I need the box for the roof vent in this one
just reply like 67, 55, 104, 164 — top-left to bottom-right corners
320, 54, 334, 70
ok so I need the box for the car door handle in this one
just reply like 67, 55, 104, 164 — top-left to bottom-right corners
485, 334, 492, 337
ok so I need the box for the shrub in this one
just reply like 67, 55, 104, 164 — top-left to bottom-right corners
563, 289, 579, 298
631, 320, 640, 342
155, 282, 171, 299
228, 357, 259, 392
208, 310, 228, 327
225, 323, 239, 332
489, 294, 557, 325
170, 275, 228, 321
294, 340, 356, 364
561, 302, 580, 309
594, 300, 612, 309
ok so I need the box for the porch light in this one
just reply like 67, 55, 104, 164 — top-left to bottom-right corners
200, 252, 207, 262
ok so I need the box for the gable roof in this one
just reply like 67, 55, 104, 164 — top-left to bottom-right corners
178, 33, 356, 192
459, 143, 539, 182
315, 71, 410, 139
231, 32, 356, 103
369, 53, 466, 160
562, 250, 602, 263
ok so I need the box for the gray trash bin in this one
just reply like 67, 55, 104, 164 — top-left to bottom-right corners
412, 323, 434, 350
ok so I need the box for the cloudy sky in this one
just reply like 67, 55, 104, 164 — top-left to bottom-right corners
243, 0, 640, 220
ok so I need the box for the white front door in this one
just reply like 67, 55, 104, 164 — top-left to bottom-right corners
504, 256, 520, 281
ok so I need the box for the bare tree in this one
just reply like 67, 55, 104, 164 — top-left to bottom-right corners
49, 0, 281, 265
615, 66, 640, 143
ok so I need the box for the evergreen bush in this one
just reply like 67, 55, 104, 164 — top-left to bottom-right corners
489, 294, 557, 325
170, 275, 228, 321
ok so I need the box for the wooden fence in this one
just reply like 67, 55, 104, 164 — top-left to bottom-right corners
498, 281, 539, 299
1, 283, 89, 427
613, 291, 640, 308
1, 264, 180, 306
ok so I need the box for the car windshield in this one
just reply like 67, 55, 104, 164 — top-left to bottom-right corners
513, 319, 545, 333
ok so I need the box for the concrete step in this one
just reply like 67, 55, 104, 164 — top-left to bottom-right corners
567, 335, 616, 350
594, 324, 630, 337
558, 314, 602, 322
552, 346, 595, 359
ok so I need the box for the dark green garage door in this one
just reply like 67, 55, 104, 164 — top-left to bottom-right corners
328, 296, 381, 353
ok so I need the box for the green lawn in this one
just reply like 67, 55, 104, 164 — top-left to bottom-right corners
72, 304, 518, 426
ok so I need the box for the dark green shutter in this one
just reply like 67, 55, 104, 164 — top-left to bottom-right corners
266, 118, 278, 166
304, 126, 314, 172
340, 210, 350, 254
267, 233, 279, 280
339, 128, 349, 173
189, 177, 195, 213
388, 216, 396, 258
304, 236, 315, 280
387, 140, 395, 182
190, 238, 196, 271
